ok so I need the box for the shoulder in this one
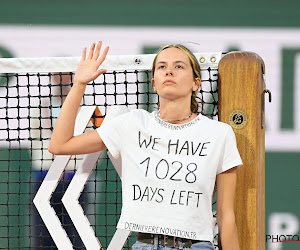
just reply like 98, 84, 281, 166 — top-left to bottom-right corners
105, 107, 151, 122
199, 114, 232, 133
127, 108, 152, 120
129, 108, 150, 115
196, 114, 235, 141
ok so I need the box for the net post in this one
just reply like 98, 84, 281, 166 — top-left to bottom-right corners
218, 52, 266, 250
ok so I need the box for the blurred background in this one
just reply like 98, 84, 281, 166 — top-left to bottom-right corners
0, 1, 299, 249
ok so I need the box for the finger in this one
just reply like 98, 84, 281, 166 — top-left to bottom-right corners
81, 47, 87, 61
97, 46, 109, 66
88, 42, 96, 59
92, 41, 102, 60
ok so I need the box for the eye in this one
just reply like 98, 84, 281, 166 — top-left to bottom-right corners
157, 65, 165, 69
175, 65, 183, 69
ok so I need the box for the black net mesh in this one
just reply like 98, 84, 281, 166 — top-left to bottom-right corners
0, 66, 218, 249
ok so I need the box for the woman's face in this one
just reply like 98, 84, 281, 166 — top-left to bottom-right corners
152, 47, 200, 103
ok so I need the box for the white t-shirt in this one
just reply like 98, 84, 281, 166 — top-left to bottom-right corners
97, 109, 243, 243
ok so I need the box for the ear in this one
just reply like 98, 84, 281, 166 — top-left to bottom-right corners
151, 78, 157, 92
192, 77, 201, 92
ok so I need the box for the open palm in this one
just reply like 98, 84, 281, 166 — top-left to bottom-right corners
74, 41, 109, 86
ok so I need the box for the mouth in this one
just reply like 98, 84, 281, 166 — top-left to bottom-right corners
163, 80, 176, 85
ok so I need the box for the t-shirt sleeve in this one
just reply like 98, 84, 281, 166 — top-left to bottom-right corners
216, 126, 243, 175
96, 112, 127, 159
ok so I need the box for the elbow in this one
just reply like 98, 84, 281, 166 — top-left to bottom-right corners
48, 143, 63, 155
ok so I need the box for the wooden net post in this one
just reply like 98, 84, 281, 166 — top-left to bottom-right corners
218, 52, 266, 250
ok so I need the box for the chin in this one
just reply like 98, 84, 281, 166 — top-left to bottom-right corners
158, 92, 184, 101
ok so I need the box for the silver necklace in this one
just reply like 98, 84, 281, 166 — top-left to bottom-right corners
158, 110, 193, 123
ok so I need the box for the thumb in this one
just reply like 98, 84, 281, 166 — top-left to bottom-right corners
94, 69, 107, 79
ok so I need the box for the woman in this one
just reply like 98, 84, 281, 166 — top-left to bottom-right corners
49, 41, 242, 250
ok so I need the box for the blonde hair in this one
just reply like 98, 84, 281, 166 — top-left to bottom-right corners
151, 44, 201, 113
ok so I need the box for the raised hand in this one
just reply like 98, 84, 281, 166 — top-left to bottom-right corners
74, 41, 109, 86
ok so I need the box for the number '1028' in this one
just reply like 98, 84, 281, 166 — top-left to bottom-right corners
139, 157, 197, 184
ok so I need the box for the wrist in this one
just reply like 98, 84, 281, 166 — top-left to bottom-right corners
73, 80, 88, 89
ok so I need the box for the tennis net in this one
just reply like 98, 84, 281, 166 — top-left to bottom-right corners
0, 53, 221, 249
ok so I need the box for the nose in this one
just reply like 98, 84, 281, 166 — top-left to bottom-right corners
166, 67, 173, 76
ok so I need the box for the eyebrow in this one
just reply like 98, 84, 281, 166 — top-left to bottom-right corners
156, 60, 188, 66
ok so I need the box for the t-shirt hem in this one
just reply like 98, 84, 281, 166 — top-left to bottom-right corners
217, 160, 243, 175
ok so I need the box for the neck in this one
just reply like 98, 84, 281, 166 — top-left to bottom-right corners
158, 98, 195, 124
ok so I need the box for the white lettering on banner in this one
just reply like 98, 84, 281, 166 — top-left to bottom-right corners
124, 222, 197, 239
1, 26, 300, 150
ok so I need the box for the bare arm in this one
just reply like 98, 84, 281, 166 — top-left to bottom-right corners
48, 41, 109, 155
216, 167, 240, 250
